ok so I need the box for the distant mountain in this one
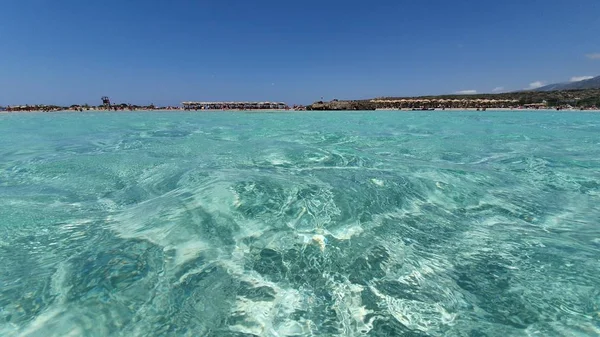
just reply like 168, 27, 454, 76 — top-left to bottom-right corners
534, 75, 600, 91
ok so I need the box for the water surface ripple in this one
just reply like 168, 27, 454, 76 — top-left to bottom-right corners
1, 111, 599, 336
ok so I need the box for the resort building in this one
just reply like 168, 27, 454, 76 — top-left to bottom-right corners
369, 98, 520, 109
182, 101, 288, 110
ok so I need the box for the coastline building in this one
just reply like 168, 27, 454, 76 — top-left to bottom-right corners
101, 96, 111, 109
182, 101, 288, 110
369, 98, 520, 109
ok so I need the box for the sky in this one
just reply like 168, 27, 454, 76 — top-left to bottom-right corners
1, 0, 599, 106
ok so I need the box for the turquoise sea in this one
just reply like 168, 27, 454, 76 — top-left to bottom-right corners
1, 111, 599, 336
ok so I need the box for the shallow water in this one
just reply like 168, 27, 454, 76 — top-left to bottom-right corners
0, 110, 599, 336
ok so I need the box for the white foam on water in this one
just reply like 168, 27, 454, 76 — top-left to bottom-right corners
305, 153, 330, 163
371, 179, 385, 187
526, 321, 600, 337
103, 167, 382, 336
219, 250, 309, 336
50, 262, 71, 305
456, 215, 524, 264
169, 239, 213, 268
264, 152, 292, 166
294, 167, 396, 173
326, 223, 364, 241
12, 308, 68, 337
369, 285, 456, 333
229, 293, 307, 336
468, 153, 515, 165
106, 175, 237, 268
7, 305, 107, 337
328, 278, 375, 336
107, 194, 209, 267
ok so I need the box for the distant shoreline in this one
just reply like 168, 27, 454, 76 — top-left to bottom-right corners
375, 108, 600, 112
0, 108, 294, 114
2, 108, 600, 114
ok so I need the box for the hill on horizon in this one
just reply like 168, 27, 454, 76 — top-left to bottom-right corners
533, 75, 600, 92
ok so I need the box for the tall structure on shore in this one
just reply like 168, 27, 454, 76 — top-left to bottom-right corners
101, 96, 111, 109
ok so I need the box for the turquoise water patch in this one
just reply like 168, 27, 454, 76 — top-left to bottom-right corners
0, 111, 599, 336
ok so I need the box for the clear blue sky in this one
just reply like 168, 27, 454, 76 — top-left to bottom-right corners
1, 0, 599, 106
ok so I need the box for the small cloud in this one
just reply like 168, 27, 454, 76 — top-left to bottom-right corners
455, 90, 477, 95
570, 76, 594, 82
492, 86, 504, 93
526, 81, 545, 90
586, 53, 600, 60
